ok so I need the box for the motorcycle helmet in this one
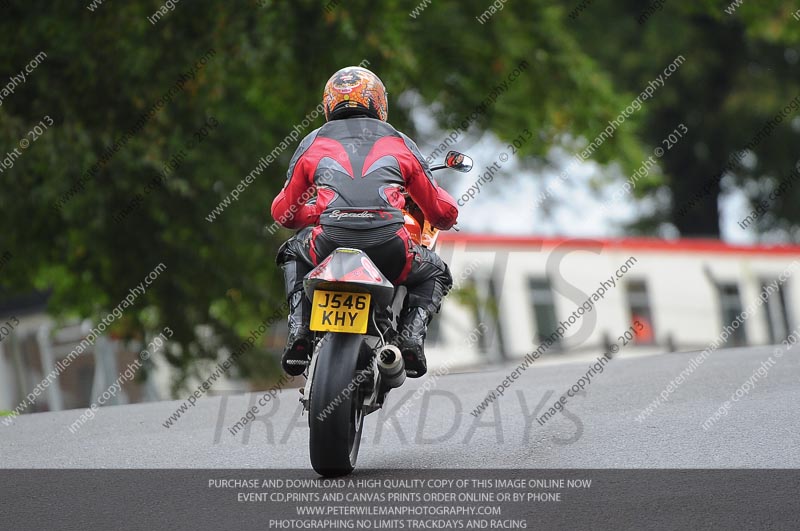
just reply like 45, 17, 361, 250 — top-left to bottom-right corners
322, 66, 388, 122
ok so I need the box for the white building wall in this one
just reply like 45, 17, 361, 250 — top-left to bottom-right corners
432, 235, 800, 367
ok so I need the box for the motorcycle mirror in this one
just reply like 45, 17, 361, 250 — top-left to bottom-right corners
444, 151, 473, 172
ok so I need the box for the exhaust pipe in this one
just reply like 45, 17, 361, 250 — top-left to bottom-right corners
376, 344, 406, 389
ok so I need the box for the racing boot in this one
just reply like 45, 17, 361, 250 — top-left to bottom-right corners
281, 290, 314, 376
394, 306, 431, 378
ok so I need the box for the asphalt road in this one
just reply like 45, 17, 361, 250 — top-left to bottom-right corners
3, 344, 799, 469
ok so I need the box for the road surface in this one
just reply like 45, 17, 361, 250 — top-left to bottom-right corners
2, 344, 798, 469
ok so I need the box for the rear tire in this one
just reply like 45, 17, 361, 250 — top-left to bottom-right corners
309, 333, 371, 477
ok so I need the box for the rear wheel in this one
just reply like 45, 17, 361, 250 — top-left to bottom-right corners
309, 333, 372, 477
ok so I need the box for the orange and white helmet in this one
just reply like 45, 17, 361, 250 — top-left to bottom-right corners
322, 66, 388, 122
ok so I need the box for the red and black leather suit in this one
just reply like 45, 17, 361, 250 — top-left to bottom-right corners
272, 115, 458, 317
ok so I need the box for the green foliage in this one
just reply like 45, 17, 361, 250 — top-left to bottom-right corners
1, 1, 631, 389
3, 0, 798, 388
569, 0, 800, 237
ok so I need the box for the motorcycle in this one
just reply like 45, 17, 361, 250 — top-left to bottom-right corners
299, 150, 473, 477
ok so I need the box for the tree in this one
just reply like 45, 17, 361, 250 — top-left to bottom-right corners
1, 0, 638, 390
568, 0, 800, 238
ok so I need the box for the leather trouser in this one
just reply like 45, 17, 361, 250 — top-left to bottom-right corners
276, 226, 453, 316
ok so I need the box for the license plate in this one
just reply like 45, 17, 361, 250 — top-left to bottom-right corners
309, 290, 371, 334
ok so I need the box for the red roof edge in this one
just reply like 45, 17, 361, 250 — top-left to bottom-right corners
438, 233, 800, 256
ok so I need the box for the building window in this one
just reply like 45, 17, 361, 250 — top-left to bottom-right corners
528, 278, 560, 349
426, 308, 441, 346
440, 276, 478, 350
626, 281, 655, 344
762, 279, 792, 344
719, 283, 746, 346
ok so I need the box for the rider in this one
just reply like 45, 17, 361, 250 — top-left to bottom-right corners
271, 66, 458, 379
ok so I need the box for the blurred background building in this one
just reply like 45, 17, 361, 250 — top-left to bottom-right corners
426, 233, 800, 370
